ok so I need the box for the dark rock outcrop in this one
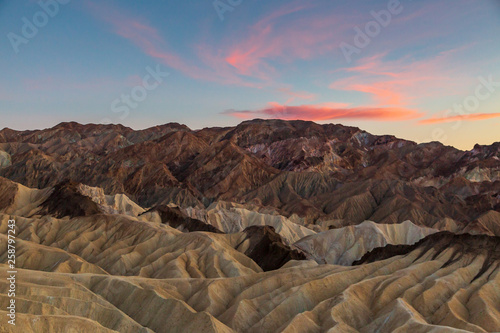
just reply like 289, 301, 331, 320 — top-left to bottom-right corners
0, 177, 17, 211
39, 181, 101, 218
239, 225, 307, 271
354, 231, 500, 280
152, 205, 223, 233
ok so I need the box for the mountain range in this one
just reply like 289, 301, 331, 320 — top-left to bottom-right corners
0, 119, 499, 332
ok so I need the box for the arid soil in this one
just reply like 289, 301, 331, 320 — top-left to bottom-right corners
0, 120, 498, 332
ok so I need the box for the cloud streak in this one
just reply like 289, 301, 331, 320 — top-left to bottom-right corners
419, 113, 500, 124
223, 102, 423, 121
330, 50, 471, 108
222, 2, 351, 80
84, 1, 255, 87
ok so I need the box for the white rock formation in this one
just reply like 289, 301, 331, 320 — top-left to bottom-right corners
294, 220, 438, 265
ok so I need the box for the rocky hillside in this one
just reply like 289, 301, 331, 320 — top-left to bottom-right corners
0, 119, 499, 332
0, 120, 498, 233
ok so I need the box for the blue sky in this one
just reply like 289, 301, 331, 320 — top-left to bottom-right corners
0, 0, 499, 149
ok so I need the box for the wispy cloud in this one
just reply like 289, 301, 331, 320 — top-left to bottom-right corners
222, 3, 349, 80
84, 1, 350, 93
330, 49, 472, 108
222, 102, 423, 121
419, 113, 500, 124
275, 87, 318, 106
83, 0, 489, 131
84, 1, 255, 87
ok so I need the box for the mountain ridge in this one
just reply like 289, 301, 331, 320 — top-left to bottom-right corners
1, 120, 498, 234
0, 119, 499, 332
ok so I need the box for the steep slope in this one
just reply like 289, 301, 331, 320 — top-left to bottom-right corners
0, 213, 262, 279
2, 230, 500, 332
0, 120, 498, 233
151, 205, 223, 233
294, 220, 437, 265
0, 176, 52, 216
39, 181, 102, 218
230, 225, 307, 271
183, 140, 280, 200
184, 201, 315, 244
354, 231, 500, 269
0, 119, 499, 332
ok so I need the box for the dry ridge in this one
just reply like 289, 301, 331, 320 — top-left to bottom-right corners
1, 230, 500, 332
1, 120, 498, 232
0, 120, 499, 332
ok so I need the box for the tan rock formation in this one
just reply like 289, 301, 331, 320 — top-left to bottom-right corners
294, 220, 437, 265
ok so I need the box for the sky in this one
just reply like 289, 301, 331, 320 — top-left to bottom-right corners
0, 0, 499, 150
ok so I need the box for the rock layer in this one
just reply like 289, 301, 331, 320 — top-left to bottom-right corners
0, 120, 499, 332
294, 220, 437, 265
2, 233, 500, 332
0, 120, 498, 232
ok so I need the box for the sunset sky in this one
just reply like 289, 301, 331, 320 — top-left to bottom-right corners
1, 0, 499, 149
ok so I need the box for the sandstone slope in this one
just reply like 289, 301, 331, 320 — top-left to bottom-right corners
1, 231, 500, 332
294, 220, 438, 265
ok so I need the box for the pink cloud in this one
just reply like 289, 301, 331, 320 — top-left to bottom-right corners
219, 1, 469, 83
223, 102, 423, 121
84, 1, 353, 92
84, 1, 256, 87
419, 113, 500, 125
276, 87, 318, 105
221, 2, 351, 80
329, 48, 475, 108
